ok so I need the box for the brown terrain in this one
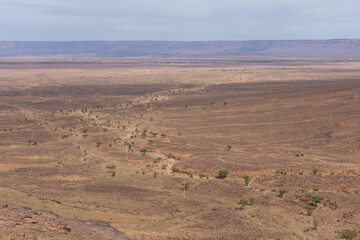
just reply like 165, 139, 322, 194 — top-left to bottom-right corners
0, 58, 360, 239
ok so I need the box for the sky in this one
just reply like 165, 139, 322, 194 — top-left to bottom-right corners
1, 0, 360, 41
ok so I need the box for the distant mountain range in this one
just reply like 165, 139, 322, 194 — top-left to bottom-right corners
0, 40, 360, 58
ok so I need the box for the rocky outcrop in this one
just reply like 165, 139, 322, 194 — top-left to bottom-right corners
0, 202, 130, 240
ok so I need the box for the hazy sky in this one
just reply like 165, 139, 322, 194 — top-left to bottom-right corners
1, 0, 360, 41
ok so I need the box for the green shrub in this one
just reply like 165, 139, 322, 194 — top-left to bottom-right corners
275, 170, 287, 175
153, 157, 161, 163
238, 199, 248, 209
304, 205, 316, 216
243, 175, 250, 186
218, 170, 229, 179
309, 194, 323, 205
61, 134, 69, 139
140, 148, 147, 154
199, 174, 207, 179
106, 165, 116, 170
227, 145, 232, 150
279, 190, 288, 198
313, 168, 319, 175
340, 229, 357, 239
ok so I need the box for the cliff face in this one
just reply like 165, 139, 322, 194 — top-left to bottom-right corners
0, 40, 360, 58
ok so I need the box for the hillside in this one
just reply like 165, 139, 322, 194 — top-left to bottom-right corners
0, 40, 360, 58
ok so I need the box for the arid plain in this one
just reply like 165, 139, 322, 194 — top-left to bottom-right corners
0, 59, 360, 239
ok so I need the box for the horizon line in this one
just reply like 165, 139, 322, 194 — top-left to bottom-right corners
1, 39, 359, 42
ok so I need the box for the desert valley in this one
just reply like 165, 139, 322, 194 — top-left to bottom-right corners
0, 54, 360, 239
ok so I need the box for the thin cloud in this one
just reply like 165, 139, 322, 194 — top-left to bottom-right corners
0, 0, 359, 40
